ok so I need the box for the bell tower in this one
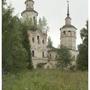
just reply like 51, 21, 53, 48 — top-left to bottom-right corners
21, 0, 38, 23
60, 1, 77, 50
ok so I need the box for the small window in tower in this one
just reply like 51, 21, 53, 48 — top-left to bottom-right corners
37, 36, 40, 44
42, 52, 44, 58
33, 16, 35, 20
50, 54, 51, 59
55, 55, 57, 59
33, 16, 36, 24
32, 50, 35, 57
68, 31, 71, 36
42, 39, 44, 44
32, 37, 34, 43
63, 31, 66, 34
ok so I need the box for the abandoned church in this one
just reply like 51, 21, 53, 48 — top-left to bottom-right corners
21, 0, 79, 69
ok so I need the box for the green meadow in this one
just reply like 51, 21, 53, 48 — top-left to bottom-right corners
3, 70, 88, 90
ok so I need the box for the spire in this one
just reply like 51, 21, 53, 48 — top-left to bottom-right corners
67, 0, 70, 17
65, 0, 71, 25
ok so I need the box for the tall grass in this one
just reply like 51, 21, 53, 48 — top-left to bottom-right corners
3, 70, 88, 90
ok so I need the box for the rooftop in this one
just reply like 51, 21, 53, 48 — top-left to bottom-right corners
21, 9, 38, 16
60, 24, 77, 30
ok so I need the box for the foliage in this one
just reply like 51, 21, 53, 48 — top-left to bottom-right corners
21, 22, 33, 69
3, 70, 88, 90
2, 0, 6, 7
56, 47, 72, 69
21, 17, 37, 31
21, 16, 48, 32
2, 1, 28, 73
77, 21, 88, 71
47, 36, 53, 48
37, 17, 47, 31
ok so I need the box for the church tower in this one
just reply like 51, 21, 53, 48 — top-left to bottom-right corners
21, 0, 48, 69
21, 0, 38, 23
60, 1, 77, 50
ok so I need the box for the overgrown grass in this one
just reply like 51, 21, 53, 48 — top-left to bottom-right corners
3, 70, 88, 90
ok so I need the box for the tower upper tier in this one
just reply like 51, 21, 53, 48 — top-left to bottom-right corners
60, 1, 77, 30
21, 0, 38, 22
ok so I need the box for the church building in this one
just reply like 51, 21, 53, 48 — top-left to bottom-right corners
21, 0, 48, 69
21, 0, 78, 69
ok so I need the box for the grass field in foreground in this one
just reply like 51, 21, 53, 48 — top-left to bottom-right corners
3, 70, 88, 90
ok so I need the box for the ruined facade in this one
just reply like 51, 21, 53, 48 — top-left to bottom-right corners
21, 0, 78, 69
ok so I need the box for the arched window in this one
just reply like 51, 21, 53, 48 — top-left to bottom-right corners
33, 16, 36, 25
50, 54, 51, 59
63, 31, 66, 35
42, 52, 44, 58
37, 36, 40, 44
55, 55, 57, 59
68, 31, 71, 36
27, 4, 28, 7
42, 39, 44, 44
33, 16, 35, 20
32, 50, 35, 57
32, 37, 34, 43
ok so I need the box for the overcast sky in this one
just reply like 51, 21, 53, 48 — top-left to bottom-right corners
7, 0, 88, 48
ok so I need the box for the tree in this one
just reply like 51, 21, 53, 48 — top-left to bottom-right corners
37, 16, 47, 31
2, 0, 6, 7
21, 22, 33, 69
77, 21, 88, 70
56, 47, 72, 70
21, 17, 37, 31
2, 1, 28, 73
47, 37, 53, 48
42, 17, 47, 26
